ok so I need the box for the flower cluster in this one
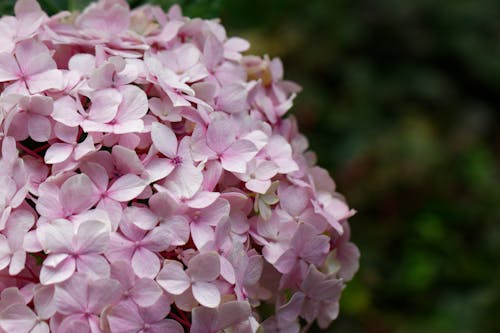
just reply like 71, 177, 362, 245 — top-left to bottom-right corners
0, 0, 360, 332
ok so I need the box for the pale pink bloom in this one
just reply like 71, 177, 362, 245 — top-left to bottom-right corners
88, 56, 138, 90
43, 123, 96, 168
36, 174, 99, 221
0, 0, 47, 53
151, 123, 203, 198
105, 298, 183, 333
157, 252, 221, 308
110, 261, 163, 308
0, 285, 55, 333
52, 273, 122, 332
184, 198, 230, 249
329, 223, 360, 281
107, 212, 177, 279
3, 94, 53, 142
235, 159, 278, 194
274, 223, 330, 275
297, 265, 343, 325
190, 301, 252, 333
258, 135, 299, 174
37, 219, 110, 284
112, 145, 173, 184
0, 209, 34, 275
82, 85, 148, 134
80, 161, 147, 203
194, 116, 259, 173
0, 1, 357, 331
277, 185, 328, 232
75, 0, 131, 37
0, 39, 62, 94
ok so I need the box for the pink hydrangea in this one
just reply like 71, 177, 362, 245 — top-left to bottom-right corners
0, 0, 360, 332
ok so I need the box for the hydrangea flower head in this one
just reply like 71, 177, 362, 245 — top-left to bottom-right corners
0, 0, 360, 332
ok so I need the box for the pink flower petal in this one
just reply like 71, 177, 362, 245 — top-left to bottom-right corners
131, 247, 160, 279
156, 261, 190, 295
44, 143, 73, 164
107, 174, 146, 202
192, 281, 220, 308
151, 122, 178, 159
187, 252, 220, 282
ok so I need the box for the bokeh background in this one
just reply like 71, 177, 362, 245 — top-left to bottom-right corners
2, 0, 499, 332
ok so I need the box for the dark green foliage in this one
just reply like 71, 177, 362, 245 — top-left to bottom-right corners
1, 0, 498, 331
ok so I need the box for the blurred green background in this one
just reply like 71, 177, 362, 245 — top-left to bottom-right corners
3, 0, 499, 332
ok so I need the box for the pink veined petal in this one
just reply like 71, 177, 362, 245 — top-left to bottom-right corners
219, 255, 236, 285
144, 157, 175, 183
80, 162, 109, 193
34, 285, 57, 319
200, 198, 230, 227
124, 206, 158, 231
149, 319, 184, 333
76, 2, 130, 35
214, 301, 252, 331
112, 145, 144, 175
28, 114, 51, 142
54, 274, 87, 313
87, 88, 122, 123
245, 179, 271, 194
60, 174, 97, 215
190, 306, 217, 333
130, 278, 163, 307
115, 85, 148, 122
141, 225, 172, 251
190, 223, 214, 250
43, 143, 73, 164
279, 186, 310, 217
300, 235, 330, 266
0, 304, 37, 333
75, 220, 109, 253
112, 119, 144, 134
26, 94, 53, 115
16, 40, 54, 73
274, 250, 298, 274
27, 69, 63, 93
38, 220, 73, 253
160, 215, 190, 246
105, 301, 143, 333
0, 236, 11, 270
205, 118, 236, 154
0, 53, 19, 81
216, 83, 248, 114
185, 191, 220, 209
203, 33, 224, 71
8, 250, 26, 275
68, 53, 95, 74
76, 254, 110, 280
73, 136, 96, 160
131, 247, 160, 279
156, 262, 190, 295
40, 255, 75, 285
29, 322, 49, 333
57, 317, 90, 333
164, 162, 203, 199
151, 122, 178, 159
107, 174, 146, 202
221, 140, 258, 173
52, 96, 83, 127
86, 278, 122, 313
192, 281, 220, 308
255, 161, 279, 179
88, 62, 114, 89
187, 252, 220, 282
